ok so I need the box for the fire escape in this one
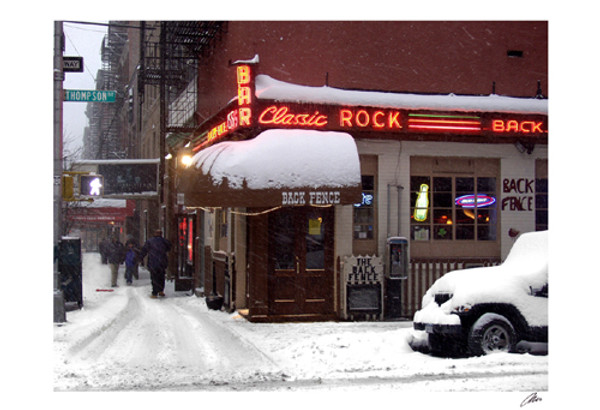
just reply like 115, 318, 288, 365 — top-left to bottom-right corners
139, 21, 226, 135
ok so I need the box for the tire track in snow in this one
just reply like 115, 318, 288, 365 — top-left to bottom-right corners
65, 287, 140, 362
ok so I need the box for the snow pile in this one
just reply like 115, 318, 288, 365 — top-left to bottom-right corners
414, 231, 548, 326
192, 129, 361, 189
255, 74, 548, 114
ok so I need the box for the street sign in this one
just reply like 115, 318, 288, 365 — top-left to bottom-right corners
64, 89, 116, 103
63, 56, 84, 72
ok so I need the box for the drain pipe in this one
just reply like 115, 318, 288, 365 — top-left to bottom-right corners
388, 184, 405, 238
397, 185, 404, 236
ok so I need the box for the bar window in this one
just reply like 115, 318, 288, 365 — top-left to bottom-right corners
354, 175, 375, 240
411, 175, 497, 241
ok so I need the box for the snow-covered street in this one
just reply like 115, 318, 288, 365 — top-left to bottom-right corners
53, 252, 548, 396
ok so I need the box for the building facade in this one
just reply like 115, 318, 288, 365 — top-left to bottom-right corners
169, 21, 548, 321
81, 21, 548, 322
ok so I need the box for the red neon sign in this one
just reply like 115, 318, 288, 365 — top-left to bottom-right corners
195, 64, 255, 150
237, 65, 252, 124
258, 105, 328, 127
408, 113, 481, 132
339, 108, 402, 130
491, 119, 545, 134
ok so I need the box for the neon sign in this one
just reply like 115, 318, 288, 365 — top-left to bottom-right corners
258, 105, 328, 127
455, 194, 496, 208
354, 192, 374, 208
491, 119, 545, 134
198, 64, 255, 149
413, 184, 429, 221
339, 109, 402, 130
408, 113, 481, 132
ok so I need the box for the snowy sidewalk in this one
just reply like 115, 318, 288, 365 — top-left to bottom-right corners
53, 253, 548, 392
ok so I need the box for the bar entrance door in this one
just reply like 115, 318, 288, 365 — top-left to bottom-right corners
268, 207, 334, 317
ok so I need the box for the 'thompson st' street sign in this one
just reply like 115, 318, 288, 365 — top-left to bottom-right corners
64, 89, 117, 103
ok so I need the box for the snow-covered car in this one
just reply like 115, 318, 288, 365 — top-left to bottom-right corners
409, 230, 548, 357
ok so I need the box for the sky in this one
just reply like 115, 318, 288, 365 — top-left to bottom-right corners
62, 21, 107, 156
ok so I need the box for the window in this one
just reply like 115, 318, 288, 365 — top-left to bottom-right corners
410, 166, 498, 242
354, 175, 375, 240
353, 155, 378, 255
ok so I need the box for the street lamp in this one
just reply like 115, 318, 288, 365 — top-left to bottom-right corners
179, 147, 194, 168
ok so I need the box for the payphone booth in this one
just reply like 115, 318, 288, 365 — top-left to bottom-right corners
384, 237, 408, 319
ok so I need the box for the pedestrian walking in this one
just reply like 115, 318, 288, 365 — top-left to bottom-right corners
124, 243, 140, 285
99, 237, 110, 264
140, 229, 172, 298
125, 236, 140, 280
107, 235, 126, 287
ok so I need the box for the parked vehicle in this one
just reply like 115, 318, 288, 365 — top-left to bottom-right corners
408, 230, 548, 357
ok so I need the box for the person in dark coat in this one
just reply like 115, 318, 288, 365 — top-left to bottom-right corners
125, 236, 140, 280
107, 235, 126, 287
140, 229, 172, 298
99, 237, 110, 264
124, 243, 139, 285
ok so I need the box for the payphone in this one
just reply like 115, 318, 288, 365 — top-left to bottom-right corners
384, 237, 408, 319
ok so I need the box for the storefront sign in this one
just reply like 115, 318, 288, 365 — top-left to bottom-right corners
346, 256, 383, 283
492, 119, 544, 134
339, 108, 402, 130
258, 105, 328, 127
201, 64, 255, 148
501, 177, 534, 211
254, 102, 547, 138
281, 190, 341, 206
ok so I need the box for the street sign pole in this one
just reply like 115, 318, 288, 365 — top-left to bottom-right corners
54, 20, 66, 323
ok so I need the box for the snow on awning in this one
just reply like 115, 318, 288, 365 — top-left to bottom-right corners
255, 74, 548, 115
179, 129, 362, 208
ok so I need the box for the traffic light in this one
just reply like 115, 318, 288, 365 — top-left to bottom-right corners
80, 175, 104, 196
62, 175, 74, 199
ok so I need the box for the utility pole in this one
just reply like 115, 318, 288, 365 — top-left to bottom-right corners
54, 21, 66, 322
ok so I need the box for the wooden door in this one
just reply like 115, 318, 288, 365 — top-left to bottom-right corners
268, 207, 334, 316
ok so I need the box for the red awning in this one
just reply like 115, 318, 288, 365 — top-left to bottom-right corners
66, 199, 135, 224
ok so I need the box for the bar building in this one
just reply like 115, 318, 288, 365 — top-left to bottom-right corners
166, 21, 548, 322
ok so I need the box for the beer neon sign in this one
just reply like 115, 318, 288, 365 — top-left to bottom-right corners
455, 194, 496, 208
413, 184, 430, 222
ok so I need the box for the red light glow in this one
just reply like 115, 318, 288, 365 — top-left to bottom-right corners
339, 108, 402, 130
258, 105, 328, 127
491, 119, 545, 134
408, 113, 481, 132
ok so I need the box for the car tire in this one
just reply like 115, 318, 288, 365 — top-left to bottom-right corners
468, 313, 517, 356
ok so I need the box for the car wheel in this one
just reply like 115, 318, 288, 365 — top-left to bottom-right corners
468, 313, 516, 356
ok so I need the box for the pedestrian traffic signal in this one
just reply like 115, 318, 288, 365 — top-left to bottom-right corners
62, 175, 74, 200
80, 175, 104, 196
